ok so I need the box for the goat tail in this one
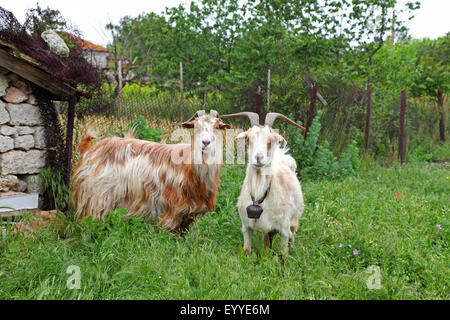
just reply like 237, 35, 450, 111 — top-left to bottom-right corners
79, 135, 94, 154
79, 127, 100, 154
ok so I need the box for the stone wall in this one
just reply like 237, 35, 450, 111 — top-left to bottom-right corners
0, 69, 45, 194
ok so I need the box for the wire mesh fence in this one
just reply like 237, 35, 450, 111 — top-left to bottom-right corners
55, 81, 448, 170
56, 87, 213, 167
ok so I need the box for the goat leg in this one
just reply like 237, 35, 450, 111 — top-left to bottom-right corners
242, 227, 253, 254
279, 232, 290, 257
263, 231, 277, 249
289, 222, 298, 245
176, 215, 195, 236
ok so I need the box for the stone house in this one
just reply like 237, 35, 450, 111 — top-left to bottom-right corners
69, 34, 110, 70
0, 39, 79, 212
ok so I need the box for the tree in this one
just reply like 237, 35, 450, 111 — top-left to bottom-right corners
410, 34, 450, 141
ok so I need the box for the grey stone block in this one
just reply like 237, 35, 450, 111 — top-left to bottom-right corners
0, 150, 46, 175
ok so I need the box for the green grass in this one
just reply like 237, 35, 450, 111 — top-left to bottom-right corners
0, 162, 448, 299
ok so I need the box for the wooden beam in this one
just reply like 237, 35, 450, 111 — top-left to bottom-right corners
267, 69, 271, 107
438, 89, 445, 142
64, 94, 77, 187
0, 47, 76, 99
256, 86, 261, 117
398, 90, 406, 164
305, 82, 319, 138
364, 86, 372, 152
117, 59, 123, 108
179, 62, 184, 120
302, 75, 328, 106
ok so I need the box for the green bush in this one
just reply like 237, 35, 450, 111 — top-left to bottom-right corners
129, 115, 164, 142
113, 115, 163, 142
287, 111, 360, 180
408, 137, 450, 163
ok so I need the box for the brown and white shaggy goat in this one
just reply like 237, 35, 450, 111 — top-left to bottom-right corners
71, 110, 230, 233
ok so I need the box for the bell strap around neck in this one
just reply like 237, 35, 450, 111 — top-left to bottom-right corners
250, 179, 272, 205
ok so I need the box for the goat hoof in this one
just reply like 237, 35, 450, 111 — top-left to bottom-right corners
279, 248, 289, 258
278, 254, 286, 265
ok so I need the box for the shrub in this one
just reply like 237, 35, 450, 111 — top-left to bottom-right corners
129, 115, 164, 142
408, 138, 450, 163
286, 111, 360, 180
113, 115, 163, 142
336, 140, 361, 177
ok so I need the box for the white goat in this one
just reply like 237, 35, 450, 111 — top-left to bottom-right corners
222, 112, 305, 256
72, 110, 230, 234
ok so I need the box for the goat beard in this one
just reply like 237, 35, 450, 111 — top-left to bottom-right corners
192, 142, 223, 166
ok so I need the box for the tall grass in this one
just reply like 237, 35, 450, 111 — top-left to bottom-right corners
0, 162, 448, 299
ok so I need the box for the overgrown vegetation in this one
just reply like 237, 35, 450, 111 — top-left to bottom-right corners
0, 163, 448, 299
0, 1, 448, 301
39, 168, 71, 212
0, 5, 101, 88
286, 111, 360, 180
102, 0, 448, 158
112, 115, 164, 142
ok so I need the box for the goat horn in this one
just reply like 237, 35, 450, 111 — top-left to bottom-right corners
221, 112, 260, 127
209, 110, 219, 118
182, 110, 206, 123
264, 113, 306, 131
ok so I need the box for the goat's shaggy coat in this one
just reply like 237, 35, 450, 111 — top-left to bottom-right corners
72, 134, 221, 233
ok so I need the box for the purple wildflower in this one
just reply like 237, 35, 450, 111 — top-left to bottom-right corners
339, 243, 343, 248
348, 244, 352, 248
403, 237, 407, 241
435, 224, 442, 230
353, 249, 359, 255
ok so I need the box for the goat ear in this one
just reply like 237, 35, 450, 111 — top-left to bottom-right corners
236, 131, 247, 140
217, 120, 231, 130
179, 120, 195, 128
274, 133, 286, 148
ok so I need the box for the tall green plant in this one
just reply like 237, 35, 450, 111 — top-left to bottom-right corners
287, 111, 360, 180
39, 167, 71, 212
113, 115, 163, 142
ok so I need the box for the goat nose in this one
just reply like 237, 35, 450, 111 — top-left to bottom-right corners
202, 140, 210, 147
256, 153, 264, 162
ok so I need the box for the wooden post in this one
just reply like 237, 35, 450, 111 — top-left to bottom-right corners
255, 86, 261, 117
267, 69, 271, 108
438, 89, 445, 142
399, 90, 406, 164
64, 94, 77, 186
391, 10, 395, 44
180, 62, 184, 121
203, 90, 207, 108
301, 75, 328, 106
305, 82, 319, 138
117, 58, 123, 109
364, 86, 372, 152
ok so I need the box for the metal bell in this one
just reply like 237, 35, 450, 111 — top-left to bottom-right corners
246, 204, 263, 219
